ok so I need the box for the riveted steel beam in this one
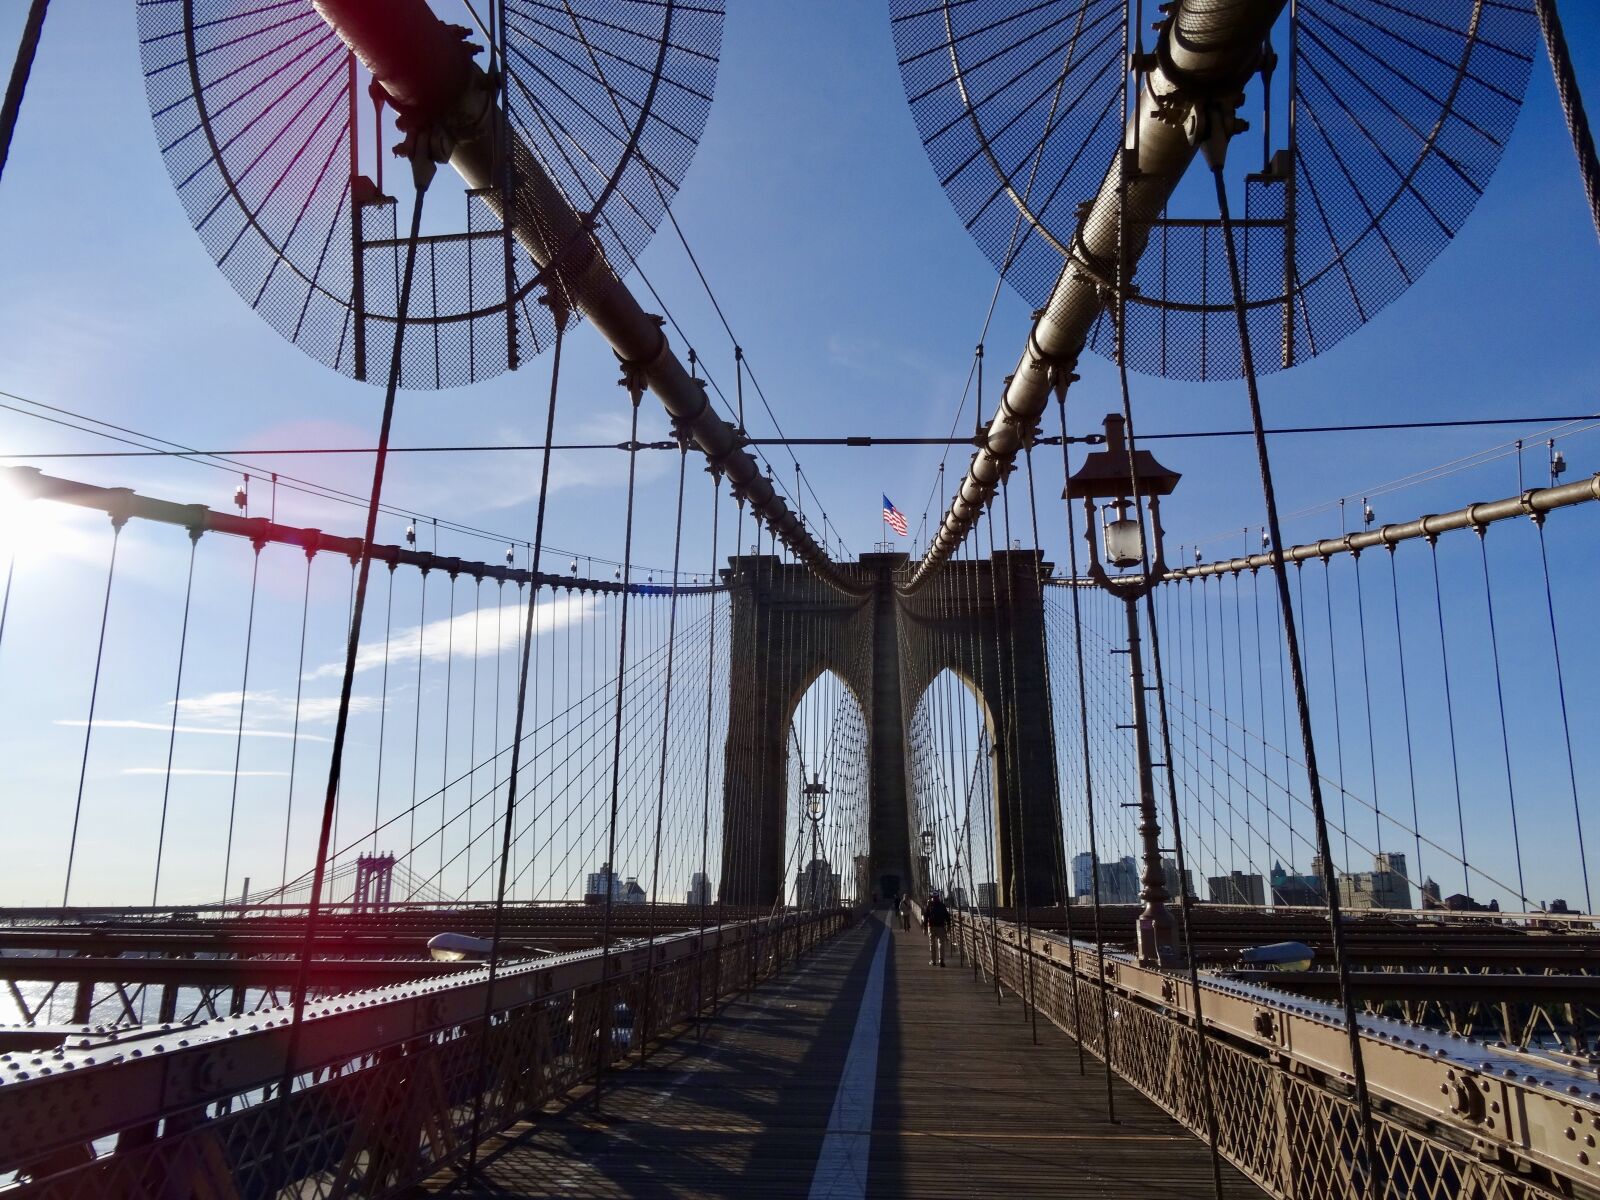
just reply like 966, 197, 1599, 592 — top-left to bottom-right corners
909, 0, 1286, 591
312, 0, 863, 596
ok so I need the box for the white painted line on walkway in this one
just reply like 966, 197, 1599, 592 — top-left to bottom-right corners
807, 918, 888, 1200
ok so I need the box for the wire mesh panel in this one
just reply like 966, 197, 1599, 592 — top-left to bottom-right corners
892, 0, 1539, 382
137, 0, 724, 390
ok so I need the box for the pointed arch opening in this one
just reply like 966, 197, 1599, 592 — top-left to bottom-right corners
784, 668, 869, 908
907, 668, 998, 912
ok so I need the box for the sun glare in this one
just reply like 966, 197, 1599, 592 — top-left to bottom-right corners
0, 470, 89, 565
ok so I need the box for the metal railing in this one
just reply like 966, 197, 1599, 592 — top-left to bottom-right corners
955, 914, 1600, 1200
0, 909, 853, 1198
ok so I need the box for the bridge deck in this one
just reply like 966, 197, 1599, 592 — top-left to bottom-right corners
437, 913, 1265, 1198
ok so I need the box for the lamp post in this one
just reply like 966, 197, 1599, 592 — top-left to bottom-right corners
919, 827, 936, 896
1065, 413, 1184, 969
803, 773, 828, 912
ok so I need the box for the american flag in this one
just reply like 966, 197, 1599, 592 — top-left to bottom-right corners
882, 495, 908, 537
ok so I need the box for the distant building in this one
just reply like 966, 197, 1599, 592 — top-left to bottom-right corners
1071, 852, 1095, 898
1072, 853, 1140, 904
1208, 871, 1266, 906
977, 881, 998, 913
1270, 861, 1324, 907
1339, 852, 1413, 910
854, 856, 871, 906
584, 862, 623, 905
1160, 857, 1195, 902
621, 877, 647, 905
686, 872, 711, 906
796, 858, 840, 909
946, 886, 968, 910
1441, 893, 1499, 913
1420, 877, 1442, 909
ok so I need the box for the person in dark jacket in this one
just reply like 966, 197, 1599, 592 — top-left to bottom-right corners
922, 892, 950, 966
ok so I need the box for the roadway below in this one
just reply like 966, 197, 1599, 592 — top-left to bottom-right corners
435, 910, 1264, 1198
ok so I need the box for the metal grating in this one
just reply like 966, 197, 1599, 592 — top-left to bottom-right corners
136, 0, 723, 390
891, 0, 1539, 382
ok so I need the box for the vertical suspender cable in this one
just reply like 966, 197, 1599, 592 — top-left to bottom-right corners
222, 541, 263, 905
1207, 136, 1380, 1198
0, 548, 14, 656
697, 470, 722, 1029
466, 576, 481, 899
1385, 548, 1425, 894
1351, 550, 1386, 874
997, 479, 1040, 1043
409, 566, 429, 886
62, 517, 124, 908
1107, 209, 1228, 1196
1475, 531, 1528, 908
1249, 564, 1275, 881
642, 444, 690, 1055
370, 565, 396, 860
151, 530, 200, 906
1056, 397, 1117, 1121
1533, 517, 1590, 911
1107, 28, 1218, 1166
274, 171, 431, 1169
1320, 557, 1351, 871
466, 301, 567, 1174
439, 570, 458, 882
1143, 577, 1226, 1199
280, 548, 315, 892
595, 375, 645, 1110
1024, 448, 1086, 1068
1428, 538, 1470, 895
1231, 571, 1256, 880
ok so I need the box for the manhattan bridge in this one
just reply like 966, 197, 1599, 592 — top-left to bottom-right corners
1, 0, 1599, 1196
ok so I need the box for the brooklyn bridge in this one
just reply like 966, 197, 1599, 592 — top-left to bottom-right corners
1, 0, 1598, 1197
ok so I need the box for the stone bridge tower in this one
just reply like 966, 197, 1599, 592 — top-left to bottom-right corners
718, 550, 1065, 909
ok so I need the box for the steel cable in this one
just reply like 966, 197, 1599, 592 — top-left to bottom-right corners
150, 531, 199, 907
1209, 147, 1381, 1199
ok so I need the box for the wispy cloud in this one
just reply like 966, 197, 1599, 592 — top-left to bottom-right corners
174, 691, 374, 726
55, 719, 333, 743
122, 768, 289, 777
397, 411, 673, 515
308, 593, 596, 681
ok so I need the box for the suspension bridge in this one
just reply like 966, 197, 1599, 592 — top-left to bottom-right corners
2, 0, 1600, 1196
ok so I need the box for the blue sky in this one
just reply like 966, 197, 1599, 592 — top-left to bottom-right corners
1, 2, 1598, 910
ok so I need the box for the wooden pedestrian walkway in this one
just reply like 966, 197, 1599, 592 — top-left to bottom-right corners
437, 912, 1265, 1198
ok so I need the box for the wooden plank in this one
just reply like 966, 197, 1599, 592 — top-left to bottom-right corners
442, 914, 1267, 1198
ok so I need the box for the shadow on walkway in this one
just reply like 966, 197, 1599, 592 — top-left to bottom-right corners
436, 911, 1265, 1199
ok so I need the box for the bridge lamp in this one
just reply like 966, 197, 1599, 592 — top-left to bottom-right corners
1066, 414, 1184, 971
803, 774, 829, 912
920, 828, 936, 893
1064, 414, 1181, 586
803, 773, 829, 823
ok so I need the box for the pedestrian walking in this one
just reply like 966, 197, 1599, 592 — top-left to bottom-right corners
922, 891, 950, 966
